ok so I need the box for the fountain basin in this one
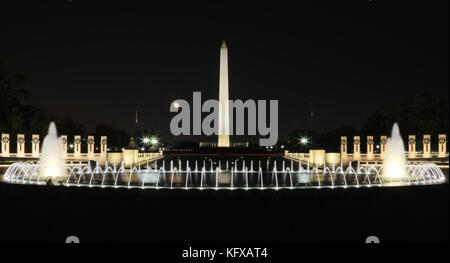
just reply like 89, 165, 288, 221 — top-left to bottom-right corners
2, 159, 446, 190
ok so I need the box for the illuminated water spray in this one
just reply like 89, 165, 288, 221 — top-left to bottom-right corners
40, 122, 65, 179
3, 122, 446, 189
383, 123, 407, 179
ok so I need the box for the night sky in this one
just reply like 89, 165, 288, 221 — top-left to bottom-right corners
2, 0, 448, 142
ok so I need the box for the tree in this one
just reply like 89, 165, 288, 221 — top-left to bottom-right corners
57, 116, 86, 137
94, 124, 130, 148
286, 94, 448, 152
361, 111, 387, 136
0, 59, 28, 133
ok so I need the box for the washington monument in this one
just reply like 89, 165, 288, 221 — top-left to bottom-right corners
218, 40, 230, 147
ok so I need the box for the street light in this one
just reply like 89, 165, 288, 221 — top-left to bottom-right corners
300, 137, 309, 145
150, 136, 158, 145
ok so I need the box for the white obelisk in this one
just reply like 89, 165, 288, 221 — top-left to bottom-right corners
218, 40, 230, 147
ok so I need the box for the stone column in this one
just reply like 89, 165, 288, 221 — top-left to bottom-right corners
353, 136, 361, 159
61, 135, 68, 157
1, 133, 10, 157
74, 135, 82, 158
423, 135, 431, 158
438, 134, 447, 158
87, 136, 95, 159
340, 136, 347, 160
100, 136, 107, 165
408, 135, 416, 158
366, 136, 374, 160
32, 134, 40, 158
17, 134, 25, 157
380, 136, 387, 159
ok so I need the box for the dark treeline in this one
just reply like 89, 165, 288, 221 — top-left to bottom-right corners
0, 59, 132, 148
1, 59, 448, 151
285, 94, 449, 153
0, 59, 166, 149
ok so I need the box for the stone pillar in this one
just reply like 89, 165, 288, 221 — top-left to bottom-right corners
17, 134, 25, 157
1, 133, 10, 157
61, 135, 68, 157
74, 135, 82, 158
87, 136, 95, 159
438, 134, 447, 158
366, 136, 374, 160
32, 134, 40, 158
100, 136, 108, 155
353, 136, 361, 159
423, 135, 431, 158
100, 136, 108, 164
408, 135, 416, 158
380, 136, 387, 159
340, 136, 347, 159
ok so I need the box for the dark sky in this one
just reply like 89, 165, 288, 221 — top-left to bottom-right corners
2, 0, 448, 143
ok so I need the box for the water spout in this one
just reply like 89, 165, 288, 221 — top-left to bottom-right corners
39, 122, 65, 180
383, 123, 407, 180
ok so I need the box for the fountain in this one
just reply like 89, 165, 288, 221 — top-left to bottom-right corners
38, 122, 66, 181
1, 123, 447, 190
383, 123, 407, 180
3, 156, 446, 190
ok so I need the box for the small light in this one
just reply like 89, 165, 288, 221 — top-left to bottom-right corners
150, 137, 158, 145
69, 144, 74, 148
300, 137, 308, 145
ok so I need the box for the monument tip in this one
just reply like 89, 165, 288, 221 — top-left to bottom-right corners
221, 40, 227, 49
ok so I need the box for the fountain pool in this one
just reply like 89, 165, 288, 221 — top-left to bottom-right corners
2, 158, 446, 190
1, 123, 447, 190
